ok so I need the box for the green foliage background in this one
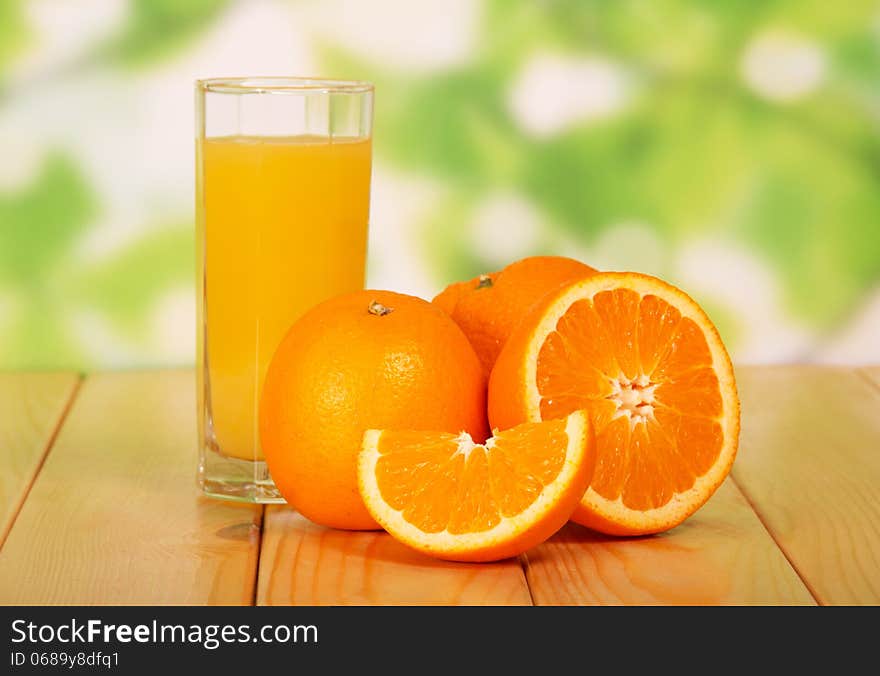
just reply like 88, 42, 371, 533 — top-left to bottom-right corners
0, 0, 878, 368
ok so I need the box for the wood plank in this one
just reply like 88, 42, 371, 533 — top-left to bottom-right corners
524, 479, 814, 605
258, 506, 532, 605
859, 366, 880, 391
0, 371, 262, 605
0, 372, 80, 548
732, 365, 880, 605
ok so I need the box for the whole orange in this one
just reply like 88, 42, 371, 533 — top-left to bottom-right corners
259, 290, 489, 530
432, 256, 597, 376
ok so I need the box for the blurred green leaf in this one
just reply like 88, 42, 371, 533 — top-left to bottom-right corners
0, 296, 85, 370
0, 0, 878, 370
70, 224, 194, 336
0, 0, 28, 72
322, 45, 522, 188
419, 194, 482, 287
518, 113, 663, 239
325, 0, 880, 335
736, 116, 880, 324
100, 0, 230, 66
0, 152, 98, 369
762, 0, 879, 38
832, 31, 880, 90
0, 152, 97, 285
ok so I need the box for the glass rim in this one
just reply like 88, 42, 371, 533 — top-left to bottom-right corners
196, 77, 373, 95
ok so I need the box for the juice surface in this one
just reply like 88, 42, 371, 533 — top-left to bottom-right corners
198, 135, 371, 460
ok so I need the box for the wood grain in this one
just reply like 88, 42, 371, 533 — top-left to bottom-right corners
0, 371, 262, 605
860, 366, 880, 392
524, 479, 814, 605
733, 365, 880, 605
1, 365, 875, 605
0, 372, 79, 548
258, 506, 532, 605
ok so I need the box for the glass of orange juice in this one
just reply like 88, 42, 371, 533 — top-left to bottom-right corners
195, 78, 373, 502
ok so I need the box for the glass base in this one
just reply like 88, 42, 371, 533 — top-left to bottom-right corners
198, 444, 285, 504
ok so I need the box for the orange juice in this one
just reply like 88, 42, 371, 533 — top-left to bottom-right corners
197, 135, 371, 460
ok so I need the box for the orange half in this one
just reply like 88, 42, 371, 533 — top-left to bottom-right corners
489, 272, 739, 536
357, 410, 592, 562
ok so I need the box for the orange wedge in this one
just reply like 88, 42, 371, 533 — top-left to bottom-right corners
357, 410, 592, 562
489, 272, 739, 536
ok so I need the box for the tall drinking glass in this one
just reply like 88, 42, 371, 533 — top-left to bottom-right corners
195, 78, 373, 502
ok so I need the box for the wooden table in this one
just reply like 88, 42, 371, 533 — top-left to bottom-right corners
0, 366, 878, 606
